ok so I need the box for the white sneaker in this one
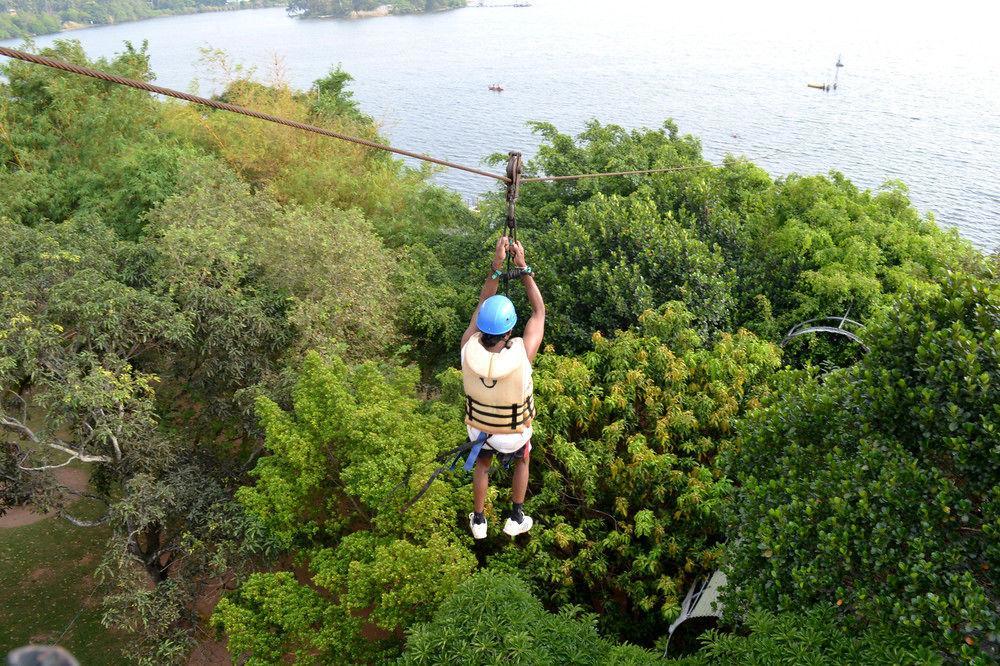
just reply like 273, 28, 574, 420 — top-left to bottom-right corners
469, 513, 488, 540
503, 514, 533, 537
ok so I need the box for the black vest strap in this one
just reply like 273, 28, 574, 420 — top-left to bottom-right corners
465, 395, 534, 431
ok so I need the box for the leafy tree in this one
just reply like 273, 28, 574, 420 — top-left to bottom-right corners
399, 570, 660, 665
286, 0, 464, 18
492, 120, 706, 232
211, 572, 331, 665
502, 121, 985, 366
0, 39, 476, 664
216, 352, 477, 662
162, 51, 428, 218
723, 272, 999, 661
146, 158, 399, 367
309, 65, 365, 121
524, 192, 734, 352
485, 304, 781, 644
0, 216, 273, 663
0, 0, 283, 40
692, 606, 942, 665
0, 41, 197, 239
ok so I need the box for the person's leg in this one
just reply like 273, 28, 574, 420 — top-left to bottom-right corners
504, 442, 533, 535
511, 447, 530, 505
473, 451, 493, 515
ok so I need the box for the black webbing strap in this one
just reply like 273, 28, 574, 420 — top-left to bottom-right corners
397, 439, 475, 513
501, 267, 532, 281
396, 434, 526, 513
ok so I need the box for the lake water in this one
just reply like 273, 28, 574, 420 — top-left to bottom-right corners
4, 0, 999, 250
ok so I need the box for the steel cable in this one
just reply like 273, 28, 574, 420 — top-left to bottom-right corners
0, 46, 510, 183
0, 47, 726, 187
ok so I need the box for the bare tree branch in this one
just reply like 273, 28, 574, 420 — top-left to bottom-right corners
0, 415, 39, 442
43, 441, 113, 464
108, 432, 123, 464
19, 455, 78, 471
1, 416, 114, 464
60, 510, 110, 527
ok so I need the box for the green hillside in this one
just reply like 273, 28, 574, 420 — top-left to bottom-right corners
0, 0, 281, 39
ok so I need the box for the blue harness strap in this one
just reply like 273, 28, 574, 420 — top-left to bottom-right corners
462, 431, 491, 472
399, 434, 526, 513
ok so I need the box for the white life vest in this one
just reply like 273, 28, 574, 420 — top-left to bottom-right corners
461, 333, 535, 434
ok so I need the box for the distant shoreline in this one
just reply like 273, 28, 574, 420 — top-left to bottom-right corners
291, 1, 469, 21
0, 2, 284, 41
7, 0, 488, 39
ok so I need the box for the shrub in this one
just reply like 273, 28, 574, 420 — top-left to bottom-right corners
724, 272, 999, 661
217, 352, 476, 662
486, 303, 781, 644
694, 606, 943, 665
398, 570, 660, 665
525, 193, 735, 351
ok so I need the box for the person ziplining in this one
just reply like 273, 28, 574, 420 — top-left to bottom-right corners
460, 234, 544, 538
0, 45, 717, 541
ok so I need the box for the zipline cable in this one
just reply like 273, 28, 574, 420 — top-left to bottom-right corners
0, 47, 727, 188
0, 46, 746, 514
0, 46, 511, 184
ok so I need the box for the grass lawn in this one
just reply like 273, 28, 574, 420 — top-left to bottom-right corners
0, 497, 125, 663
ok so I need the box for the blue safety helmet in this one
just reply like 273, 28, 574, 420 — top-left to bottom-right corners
477, 295, 517, 335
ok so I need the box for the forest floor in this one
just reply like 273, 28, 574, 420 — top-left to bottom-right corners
0, 462, 232, 665
0, 464, 120, 663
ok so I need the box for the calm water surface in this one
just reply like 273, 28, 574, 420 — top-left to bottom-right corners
5, 0, 999, 250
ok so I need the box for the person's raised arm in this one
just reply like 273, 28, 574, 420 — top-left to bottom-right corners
510, 241, 545, 362
461, 234, 509, 347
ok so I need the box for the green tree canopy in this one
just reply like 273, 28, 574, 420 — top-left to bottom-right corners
399, 570, 660, 665
485, 303, 781, 644
724, 272, 999, 660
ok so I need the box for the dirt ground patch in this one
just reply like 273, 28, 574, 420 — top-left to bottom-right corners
27, 566, 55, 583
56, 467, 88, 494
0, 504, 51, 529
0, 466, 91, 529
187, 638, 231, 666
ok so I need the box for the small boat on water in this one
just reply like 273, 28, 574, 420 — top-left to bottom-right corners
808, 55, 844, 92
489, 84, 504, 92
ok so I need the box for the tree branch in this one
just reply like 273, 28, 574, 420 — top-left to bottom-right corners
60, 510, 110, 528
1, 415, 39, 442
2, 415, 114, 466
19, 454, 78, 471
42, 440, 113, 464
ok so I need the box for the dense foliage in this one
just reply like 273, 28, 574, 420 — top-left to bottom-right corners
693, 606, 944, 665
501, 121, 983, 362
0, 41, 468, 662
214, 351, 476, 663
724, 273, 999, 662
1, 38, 994, 665
486, 305, 780, 642
0, 0, 281, 39
399, 571, 659, 665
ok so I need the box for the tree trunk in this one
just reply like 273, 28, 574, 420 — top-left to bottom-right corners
143, 523, 166, 583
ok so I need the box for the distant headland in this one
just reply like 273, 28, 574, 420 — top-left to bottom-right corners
288, 0, 467, 20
